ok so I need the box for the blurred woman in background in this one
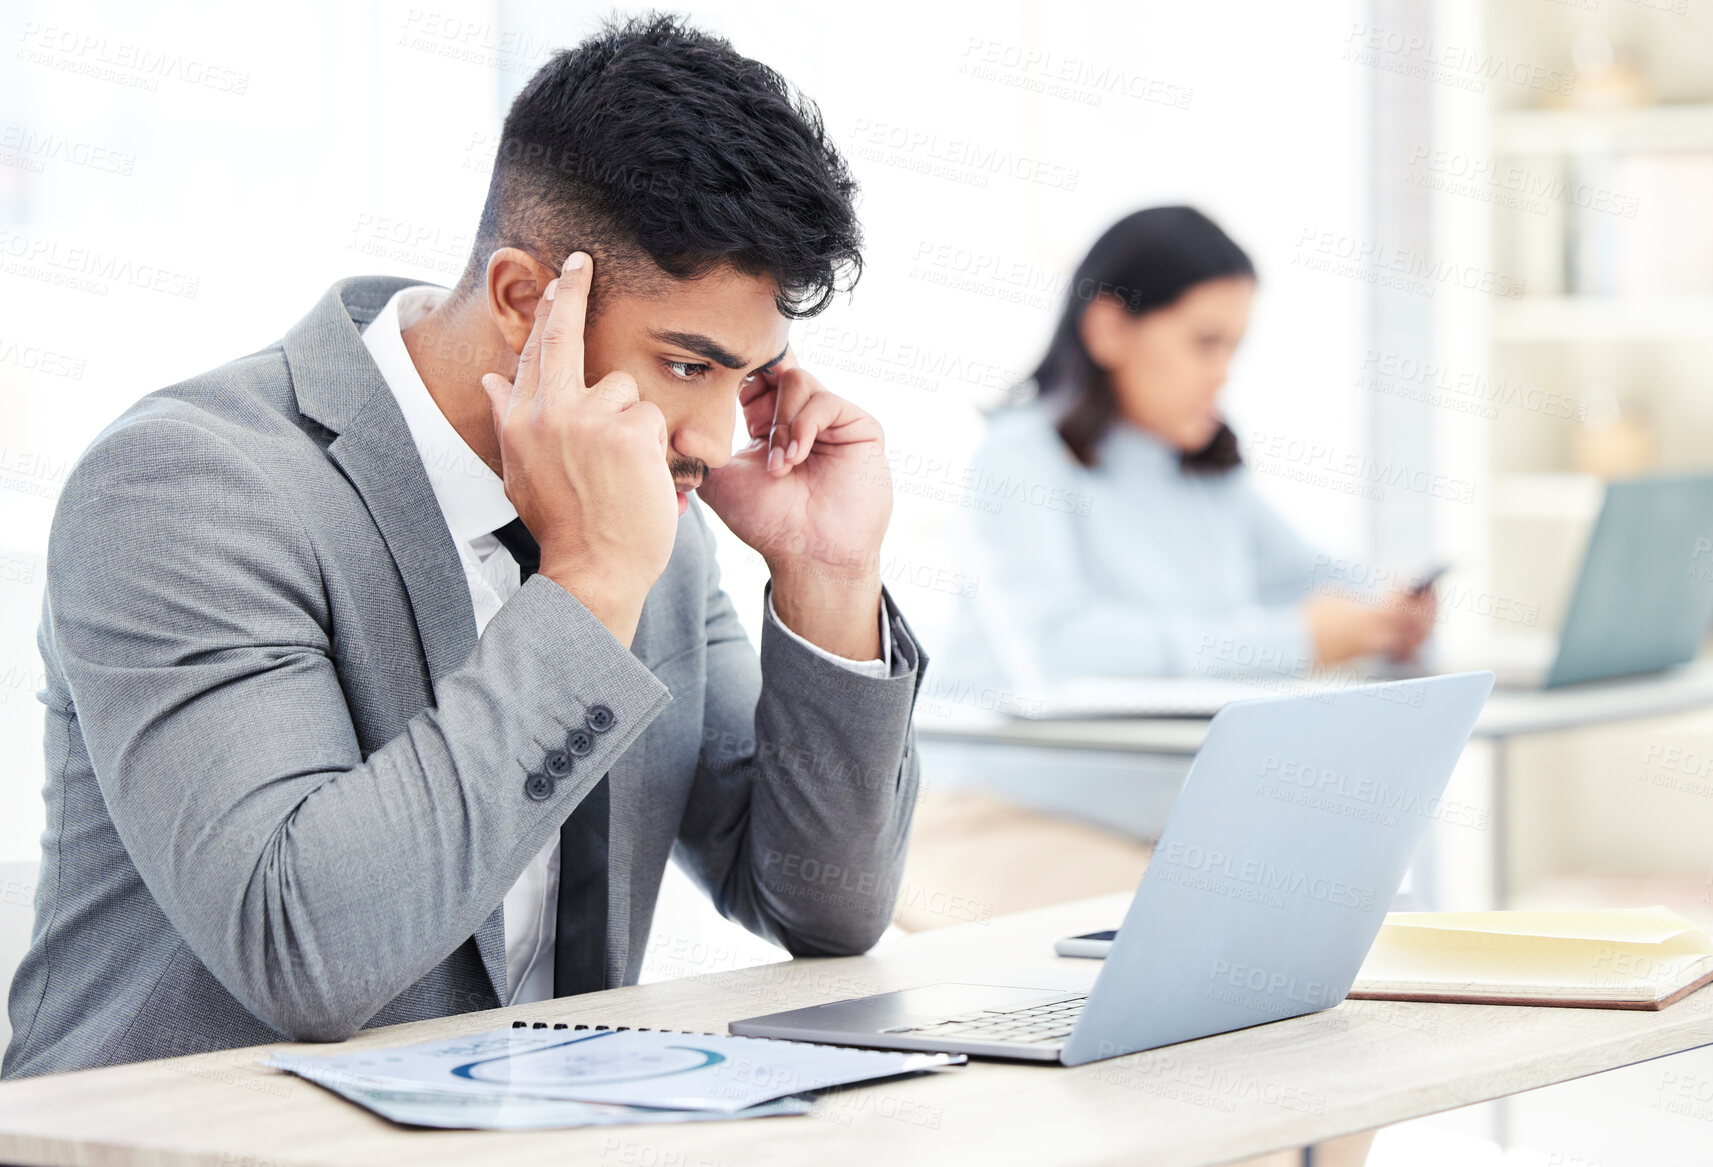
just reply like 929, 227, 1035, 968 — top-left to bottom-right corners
908, 205, 1438, 923
941, 205, 1433, 693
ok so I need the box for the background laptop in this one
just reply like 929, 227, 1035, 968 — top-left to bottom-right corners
1444, 474, 1713, 689
731, 672, 1494, 1066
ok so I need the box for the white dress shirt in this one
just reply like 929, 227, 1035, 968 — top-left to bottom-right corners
362, 285, 890, 1005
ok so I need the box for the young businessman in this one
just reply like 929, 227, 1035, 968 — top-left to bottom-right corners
3, 14, 925, 1078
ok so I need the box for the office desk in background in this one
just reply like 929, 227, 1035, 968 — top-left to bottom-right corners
917, 662, 1713, 906
2, 894, 1711, 1167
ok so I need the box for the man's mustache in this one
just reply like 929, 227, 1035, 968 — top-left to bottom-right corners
669, 456, 705, 489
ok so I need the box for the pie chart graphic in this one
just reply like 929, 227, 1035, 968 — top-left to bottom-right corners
452, 1031, 725, 1087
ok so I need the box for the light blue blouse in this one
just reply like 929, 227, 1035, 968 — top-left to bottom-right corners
941, 399, 1325, 690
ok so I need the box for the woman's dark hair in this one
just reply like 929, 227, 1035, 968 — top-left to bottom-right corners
1024, 206, 1254, 472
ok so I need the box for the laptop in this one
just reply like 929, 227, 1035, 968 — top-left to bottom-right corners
730, 672, 1494, 1066
1447, 474, 1713, 689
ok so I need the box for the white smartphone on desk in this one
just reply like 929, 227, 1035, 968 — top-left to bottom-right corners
1054, 929, 1115, 959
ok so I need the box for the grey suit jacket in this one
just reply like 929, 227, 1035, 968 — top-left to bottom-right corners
3, 276, 926, 1080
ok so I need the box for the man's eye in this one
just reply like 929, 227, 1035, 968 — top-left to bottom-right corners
665, 360, 708, 380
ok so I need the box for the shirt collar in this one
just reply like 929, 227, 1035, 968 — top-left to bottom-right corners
1099, 417, 1187, 476
361, 286, 517, 545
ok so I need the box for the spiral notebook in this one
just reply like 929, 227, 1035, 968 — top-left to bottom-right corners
267, 1020, 964, 1117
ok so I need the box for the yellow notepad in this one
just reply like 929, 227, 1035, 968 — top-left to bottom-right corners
1349, 906, 1713, 1010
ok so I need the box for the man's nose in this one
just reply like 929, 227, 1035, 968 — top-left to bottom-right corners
672, 397, 736, 471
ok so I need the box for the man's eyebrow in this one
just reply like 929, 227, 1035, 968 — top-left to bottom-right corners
651, 329, 788, 373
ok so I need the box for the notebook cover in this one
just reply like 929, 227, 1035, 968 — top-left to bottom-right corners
1345, 964, 1713, 1012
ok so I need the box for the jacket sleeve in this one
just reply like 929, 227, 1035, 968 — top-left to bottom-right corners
45, 415, 670, 1041
670, 508, 926, 956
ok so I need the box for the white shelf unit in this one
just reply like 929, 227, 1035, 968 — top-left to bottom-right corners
1494, 296, 1713, 342
1472, 9, 1713, 908
1495, 102, 1713, 155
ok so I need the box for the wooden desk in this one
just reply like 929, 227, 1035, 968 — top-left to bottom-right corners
4, 894, 1711, 1167
917, 661, 1713, 758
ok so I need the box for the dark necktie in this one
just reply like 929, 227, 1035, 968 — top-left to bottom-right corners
491, 517, 540, 582
490, 516, 610, 997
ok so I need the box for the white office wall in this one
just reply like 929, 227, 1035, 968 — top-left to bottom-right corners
0, 0, 1371, 862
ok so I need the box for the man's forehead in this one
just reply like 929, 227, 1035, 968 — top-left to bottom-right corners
598, 265, 789, 369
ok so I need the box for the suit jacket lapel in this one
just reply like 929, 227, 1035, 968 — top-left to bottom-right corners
282, 277, 479, 692
282, 277, 508, 1002
324, 413, 479, 688
601, 602, 656, 985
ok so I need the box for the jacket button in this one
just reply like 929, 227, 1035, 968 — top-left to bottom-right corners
545, 749, 573, 779
523, 772, 555, 801
586, 704, 615, 733
566, 728, 595, 757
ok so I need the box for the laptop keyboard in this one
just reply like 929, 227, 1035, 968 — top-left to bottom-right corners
893, 995, 1088, 1046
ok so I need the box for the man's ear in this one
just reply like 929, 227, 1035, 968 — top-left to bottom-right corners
485, 248, 558, 356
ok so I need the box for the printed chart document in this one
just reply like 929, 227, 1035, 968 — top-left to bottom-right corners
1350, 906, 1713, 1009
273, 1059, 811, 1130
269, 1026, 964, 1115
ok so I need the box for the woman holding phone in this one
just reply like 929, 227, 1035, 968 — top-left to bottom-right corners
910, 207, 1441, 920
941, 206, 1434, 693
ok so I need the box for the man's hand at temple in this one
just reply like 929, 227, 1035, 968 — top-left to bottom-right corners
697, 354, 893, 661
479, 253, 680, 649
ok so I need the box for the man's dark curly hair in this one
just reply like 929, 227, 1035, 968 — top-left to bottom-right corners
454, 12, 863, 320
